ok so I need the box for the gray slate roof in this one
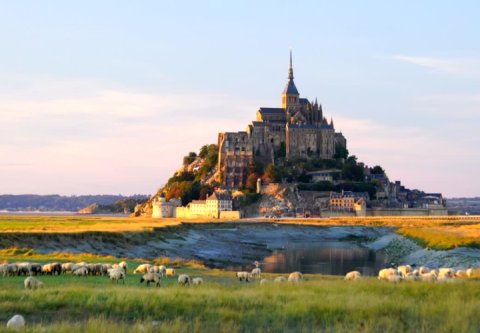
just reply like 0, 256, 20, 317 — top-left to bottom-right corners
282, 80, 299, 95
258, 107, 285, 114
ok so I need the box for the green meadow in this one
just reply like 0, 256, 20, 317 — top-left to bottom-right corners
1, 215, 480, 332
1, 259, 480, 332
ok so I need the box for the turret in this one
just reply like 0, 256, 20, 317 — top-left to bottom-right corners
281, 51, 300, 110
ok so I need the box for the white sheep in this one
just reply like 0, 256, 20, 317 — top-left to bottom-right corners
73, 266, 88, 277
236, 271, 252, 282
251, 267, 261, 278
133, 264, 152, 275
397, 265, 412, 276
404, 270, 420, 281
6, 314, 25, 330
1, 263, 18, 277
420, 271, 437, 282
274, 276, 287, 283
148, 265, 165, 277
24, 276, 44, 290
344, 271, 361, 281
466, 268, 474, 278
260, 278, 269, 285
108, 268, 125, 284
438, 268, 454, 279
61, 263, 74, 274
418, 266, 430, 275
165, 268, 176, 278
158, 265, 167, 275
71, 263, 85, 273
455, 270, 467, 278
118, 261, 128, 273
288, 271, 303, 283
387, 274, 402, 283
178, 274, 191, 286
192, 277, 203, 285
378, 268, 398, 281
140, 272, 161, 287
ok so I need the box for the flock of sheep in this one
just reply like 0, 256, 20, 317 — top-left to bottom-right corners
0, 261, 204, 290
235, 261, 304, 285
344, 265, 477, 282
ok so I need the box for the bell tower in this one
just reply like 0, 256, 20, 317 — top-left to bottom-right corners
281, 51, 300, 110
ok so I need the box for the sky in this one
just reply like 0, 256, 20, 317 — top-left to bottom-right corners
0, 1, 479, 197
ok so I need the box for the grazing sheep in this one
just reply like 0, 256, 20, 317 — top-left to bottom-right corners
165, 268, 176, 278
61, 263, 74, 274
420, 271, 437, 282
17, 263, 30, 276
466, 268, 474, 278
192, 277, 203, 285
288, 271, 303, 283
378, 268, 399, 281
43, 262, 62, 275
108, 268, 125, 284
133, 264, 152, 275
24, 276, 44, 290
260, 278, 269, 285
405, 271, 420, 281
178, 274, 191, 286
118, 261, 128, 273
72, 266, 88, 277
28, 263, 42, 276
149, 265, 165, 277
397, 265, 412, 276
6, 314, 25, 330
1, 263, 18, 277
140, 272, 161, 287
236, 271, 252, 282
158, 265, 167, 275
274, 276, 287, 284
455, 270, 467, 278
251, 267, 261, 278
418, 266, 430, 275
438, 268, 454, 279
71, 263, 85, 274
344, 271, 362, 281
386, 274, 402, 283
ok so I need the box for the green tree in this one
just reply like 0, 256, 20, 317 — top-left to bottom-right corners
334, 145, 349, 159
371, 165, 385, 175
199, 145, 209, 158
183, 152, 197, 166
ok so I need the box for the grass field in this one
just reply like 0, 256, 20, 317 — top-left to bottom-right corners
1, 261, 480, 333
1, 216, 480, 332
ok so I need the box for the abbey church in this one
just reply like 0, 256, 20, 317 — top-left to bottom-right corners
218, 53, 347, 188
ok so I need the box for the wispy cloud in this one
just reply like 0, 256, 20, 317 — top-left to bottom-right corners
0, 78, 260, 194
393, 55, 480, 77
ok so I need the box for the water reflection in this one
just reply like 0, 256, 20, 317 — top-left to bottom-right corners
261, 243, 386, 276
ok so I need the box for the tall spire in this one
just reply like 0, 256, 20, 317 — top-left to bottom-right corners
288, 50, 294, 80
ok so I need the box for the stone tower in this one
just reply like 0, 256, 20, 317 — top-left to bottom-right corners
281, 51, 300, 114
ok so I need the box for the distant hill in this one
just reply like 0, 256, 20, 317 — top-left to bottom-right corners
0, 194, 149, 212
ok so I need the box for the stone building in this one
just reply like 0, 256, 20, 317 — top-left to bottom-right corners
152, 195, 181, 218
218, 52, 347, 188
175, 191, 239, 219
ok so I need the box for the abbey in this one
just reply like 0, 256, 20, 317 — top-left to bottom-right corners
218, 53, 347, 188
